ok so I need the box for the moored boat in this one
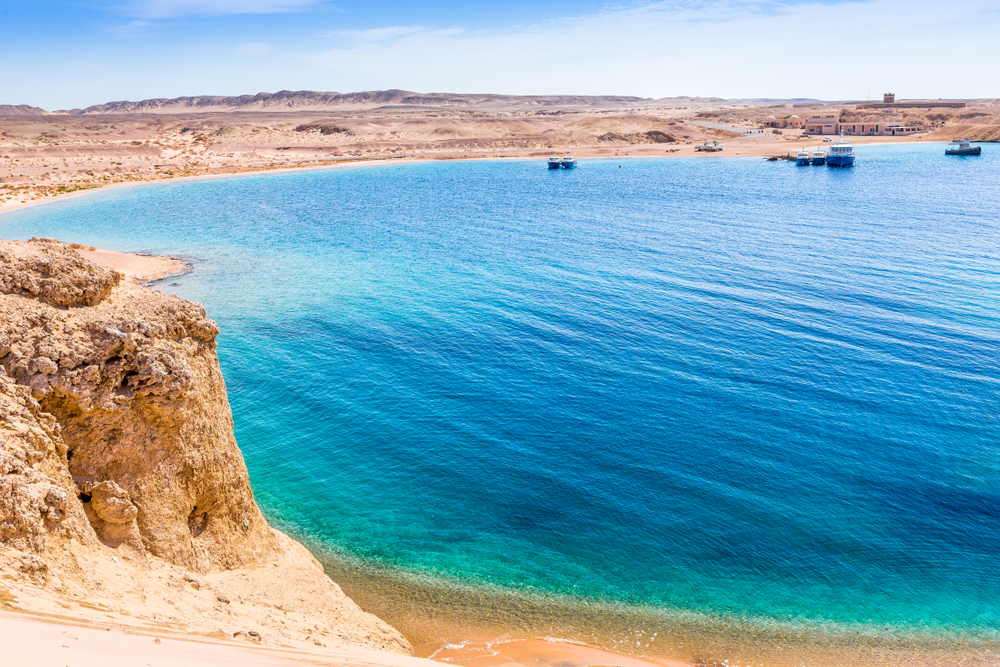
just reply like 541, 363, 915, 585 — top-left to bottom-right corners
561, 155, 577, 169
809, 148, 828, 166
548, 155, 562, 169
945, 139, 981, 156
796, 149, 811, 166
827, 134, 854, 167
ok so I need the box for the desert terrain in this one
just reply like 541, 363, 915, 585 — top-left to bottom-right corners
2, 90, 998, 212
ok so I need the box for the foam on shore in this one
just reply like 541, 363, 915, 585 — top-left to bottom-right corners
319, 553, 1000, 667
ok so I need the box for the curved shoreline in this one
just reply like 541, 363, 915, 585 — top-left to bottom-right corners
3, 147, 989, 667
0, 137, 940, 220
0, 154, 431, 219
315, 548, 1000, 667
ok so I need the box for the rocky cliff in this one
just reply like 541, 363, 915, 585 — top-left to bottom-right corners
0, 237, 410, 653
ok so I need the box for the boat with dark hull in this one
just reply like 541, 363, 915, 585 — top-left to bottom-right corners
810, 148, 828, 166
945, 139, 981, 156
827, 136, 855, 167
561, 155, 577, 169
548, 155, 562, 169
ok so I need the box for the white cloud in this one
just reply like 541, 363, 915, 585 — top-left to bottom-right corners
122, 0, 322, 19
331, 26, 431, 44
330, 25, 470, 44
303, 0, 1000, 100
107, 19, 156, 35
236, 42, 274, 56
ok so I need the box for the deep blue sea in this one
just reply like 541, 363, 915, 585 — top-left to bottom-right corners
3, 146, 999, 643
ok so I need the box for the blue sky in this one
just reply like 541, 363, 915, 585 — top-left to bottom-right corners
1, 0, 998, 109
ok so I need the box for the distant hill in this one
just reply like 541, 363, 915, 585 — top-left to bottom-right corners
1, 91, 782, 116
74, 89, 668, 115
0, 104, 49, 117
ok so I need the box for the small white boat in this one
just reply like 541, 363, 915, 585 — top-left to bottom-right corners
561, 155, 577, 169
548, 155, 562, 169
945, 139, 981, 156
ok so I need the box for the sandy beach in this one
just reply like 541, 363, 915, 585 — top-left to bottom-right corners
68, 243, 190, 282
0, 607, 689, 667
1, 610, 443, 667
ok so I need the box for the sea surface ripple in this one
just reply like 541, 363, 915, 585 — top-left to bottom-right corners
3, 145, 999, 642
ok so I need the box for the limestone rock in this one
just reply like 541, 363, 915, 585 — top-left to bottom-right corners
0, 237, 273, 570
0, 237, 121, 307
0, 365, 89, 555
0, 238, 411, 654
90, 481, 137, 524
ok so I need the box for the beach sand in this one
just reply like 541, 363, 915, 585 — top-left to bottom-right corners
0, 607, 691, 667
0, 610, 438, 667
70, 244, 191, 282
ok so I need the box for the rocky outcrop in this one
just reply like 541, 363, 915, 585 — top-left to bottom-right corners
596, 130, 677, 144
0, 238, 121, 307
90, 480, 138, 524
0, 366, 83, 556
0, 237, 410, 654
0, 237, 270, 570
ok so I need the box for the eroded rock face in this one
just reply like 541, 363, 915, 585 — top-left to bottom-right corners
90, 480, 137, 524
0, 238, 272, 570
0, 237, 411, 655
0, 367, 88, 555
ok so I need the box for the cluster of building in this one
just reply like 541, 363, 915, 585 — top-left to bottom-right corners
761, 94, 952, 136
800, 115, 933, 136
762, 115, 804, 129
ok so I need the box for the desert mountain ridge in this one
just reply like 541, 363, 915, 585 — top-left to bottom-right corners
74, 89, 656, 114
0, 89, 832, 116
5, 90, 994, 117
0, 104, 49, 116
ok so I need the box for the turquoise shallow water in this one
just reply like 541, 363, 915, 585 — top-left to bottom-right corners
3, 146, 999, 639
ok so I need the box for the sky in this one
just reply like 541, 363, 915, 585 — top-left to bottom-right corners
1, 0, 998, 109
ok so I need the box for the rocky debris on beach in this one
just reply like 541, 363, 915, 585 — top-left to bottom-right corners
597, 130, 677, 144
